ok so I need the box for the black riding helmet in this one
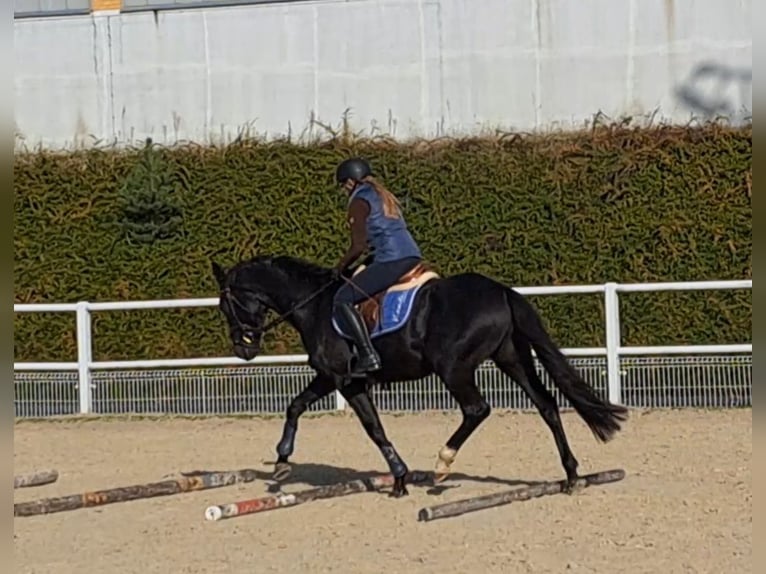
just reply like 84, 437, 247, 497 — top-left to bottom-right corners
335, 157, 372, 184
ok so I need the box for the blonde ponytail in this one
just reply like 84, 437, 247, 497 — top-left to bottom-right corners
362, 176, 402, 219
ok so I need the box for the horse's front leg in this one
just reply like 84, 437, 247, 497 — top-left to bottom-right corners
341, 380, 410, 498
274, 374, 336, 481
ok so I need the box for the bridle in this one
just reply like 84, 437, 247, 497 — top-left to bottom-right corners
220, 268, 376, 346
221, 278, 337, 345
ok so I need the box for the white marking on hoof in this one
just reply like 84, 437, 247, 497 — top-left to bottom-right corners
566, 479, 587, 495
434, 446, 457, 482
273, 462, 292, 481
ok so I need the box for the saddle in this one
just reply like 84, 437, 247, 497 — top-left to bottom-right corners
352, 262, 440, 331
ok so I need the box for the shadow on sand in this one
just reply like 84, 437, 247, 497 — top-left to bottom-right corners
181, 461, 548, 498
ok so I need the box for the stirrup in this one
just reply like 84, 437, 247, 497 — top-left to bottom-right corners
349, 349, 381, 375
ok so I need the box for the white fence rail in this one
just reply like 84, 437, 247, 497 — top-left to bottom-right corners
14, 280, 752, 417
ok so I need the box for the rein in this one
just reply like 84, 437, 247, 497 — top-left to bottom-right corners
222, 272, 373, 339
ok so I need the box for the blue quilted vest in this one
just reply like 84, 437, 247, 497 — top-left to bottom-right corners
349, 183, 421, 263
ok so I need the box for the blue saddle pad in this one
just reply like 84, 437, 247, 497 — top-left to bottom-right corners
332, 283, 426, 339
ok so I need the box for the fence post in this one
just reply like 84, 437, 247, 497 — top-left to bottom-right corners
604, 283, 622, 405
335, 390, 347, 411
76, 301, 93, 414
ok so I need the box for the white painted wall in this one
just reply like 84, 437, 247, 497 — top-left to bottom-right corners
13, 0, 752, 150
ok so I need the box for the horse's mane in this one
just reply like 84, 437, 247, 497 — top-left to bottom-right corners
269, 255, 334, 280
230, 254, 333, 286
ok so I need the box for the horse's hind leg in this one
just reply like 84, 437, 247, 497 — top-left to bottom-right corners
433, 365, 491, 483
492, 337, 581, 492
341, 380, 411, 498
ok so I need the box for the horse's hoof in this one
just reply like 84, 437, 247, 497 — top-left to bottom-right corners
387, 476, 409, 498
564, 478, 586, 495
273, 462, 292, 482
433, 472, 450, 484
389, 485, 409, 498
434, 446, 457, 484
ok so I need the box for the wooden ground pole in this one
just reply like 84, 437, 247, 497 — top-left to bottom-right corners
417, 469, 626, 522
14, 469, 258, 517
14, 469, 59, 489
205, 471, 432, 521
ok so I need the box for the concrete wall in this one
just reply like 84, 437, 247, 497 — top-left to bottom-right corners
15, 0, 90, 16
13, 0, 752, 150
14, 0, 290, 17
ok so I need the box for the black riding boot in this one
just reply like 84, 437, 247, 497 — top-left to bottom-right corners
336, 303, 382, 374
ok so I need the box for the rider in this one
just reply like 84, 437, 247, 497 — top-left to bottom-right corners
332, 157, 423, 374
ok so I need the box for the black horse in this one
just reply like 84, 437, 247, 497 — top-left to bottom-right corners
211, 254, 628, 497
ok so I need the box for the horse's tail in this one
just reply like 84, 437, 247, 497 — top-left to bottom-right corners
505, 287, 628, 443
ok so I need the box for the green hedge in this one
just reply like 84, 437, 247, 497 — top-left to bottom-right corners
14, 123, 752, 362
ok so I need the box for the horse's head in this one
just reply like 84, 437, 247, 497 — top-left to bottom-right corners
211, 260, 269, 361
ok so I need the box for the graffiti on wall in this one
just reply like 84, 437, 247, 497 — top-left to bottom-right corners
675, 61, 752, 124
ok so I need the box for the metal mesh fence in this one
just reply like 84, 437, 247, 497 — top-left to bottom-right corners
13, 354, 751, 418
620, 355, 751, 408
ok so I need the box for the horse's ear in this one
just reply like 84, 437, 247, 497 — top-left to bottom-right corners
211, 260, 227, 289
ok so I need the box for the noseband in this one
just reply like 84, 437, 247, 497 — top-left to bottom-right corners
221, 286, 261, 345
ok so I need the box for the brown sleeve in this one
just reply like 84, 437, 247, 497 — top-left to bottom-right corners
335, 198, 370, 271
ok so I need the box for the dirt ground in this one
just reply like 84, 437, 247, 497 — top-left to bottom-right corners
14, 408, 750, 574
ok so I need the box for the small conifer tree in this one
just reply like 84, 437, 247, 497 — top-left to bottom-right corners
117, 138, 184, 245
